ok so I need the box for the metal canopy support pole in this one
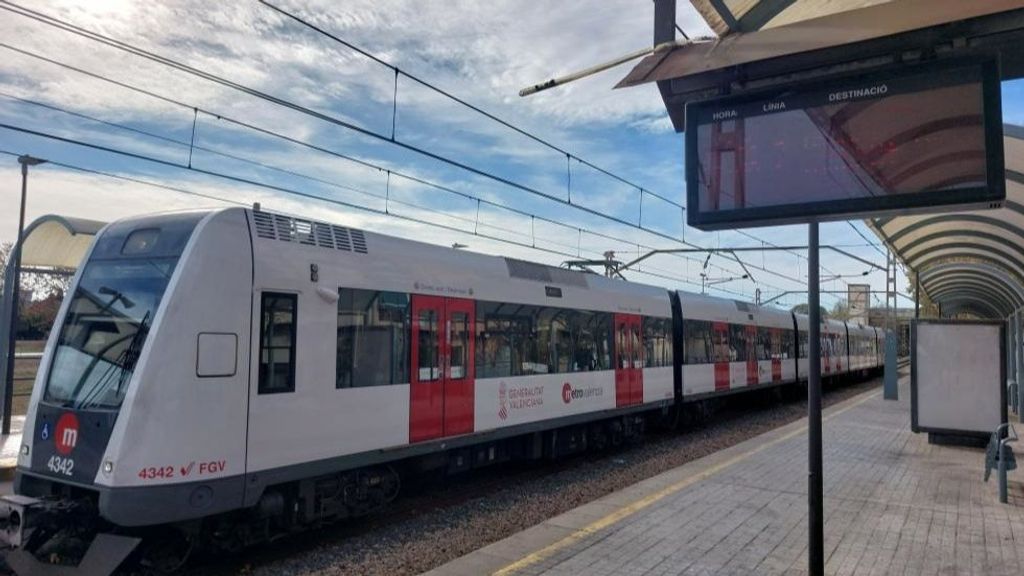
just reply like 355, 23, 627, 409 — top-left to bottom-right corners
914, 275, 920, 320
1009, 311, 1015, 414
3, 158, 32, 435
1011, 311, 1019, 420
0, 261, 14, 437
807, 222, 824, 576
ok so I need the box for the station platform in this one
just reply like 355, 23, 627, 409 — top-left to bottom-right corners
0, 416, 24, 482
428, 377, 1024, 576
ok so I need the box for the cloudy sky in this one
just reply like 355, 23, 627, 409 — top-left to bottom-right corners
1, 0, 1021, 310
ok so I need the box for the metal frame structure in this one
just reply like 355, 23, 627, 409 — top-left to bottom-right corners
682, 57, 1006, 230
635, 3, 1024, 575
910, 318, 1008, 436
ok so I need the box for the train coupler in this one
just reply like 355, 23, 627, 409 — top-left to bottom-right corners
0, 495, 140, 575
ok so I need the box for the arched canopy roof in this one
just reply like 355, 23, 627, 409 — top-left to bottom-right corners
869, 125, 1024, 318
18, 215, 105, 269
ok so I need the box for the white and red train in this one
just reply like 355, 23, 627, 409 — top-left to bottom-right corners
2, 207, 883, 568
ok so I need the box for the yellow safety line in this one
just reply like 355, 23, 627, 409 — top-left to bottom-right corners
492, 391, 881, 575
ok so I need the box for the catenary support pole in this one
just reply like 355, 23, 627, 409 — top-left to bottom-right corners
808, 222, 824, 576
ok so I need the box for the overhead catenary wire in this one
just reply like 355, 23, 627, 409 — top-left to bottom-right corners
0, 18, 762, 284
254, 0, 876, 294
0, 43, 825, 295
0, 1, 884, 302
0, 145, 759, 299
257, 0, 683, 210
0, 89, 766, 288
847, 221, 888, 258
0, 1, 687, 222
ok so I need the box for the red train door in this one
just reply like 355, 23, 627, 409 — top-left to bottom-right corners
629, 317, 644, 404
410, 295, 475, 442
821, 327, 832, 375
771, 328, 783, 382
746, 325, 758, 385
614, 314, 642, 407
713, 322, 730, 391
444, 299, 475, 436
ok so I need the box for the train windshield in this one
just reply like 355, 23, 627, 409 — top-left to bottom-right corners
43, 257, 178, 410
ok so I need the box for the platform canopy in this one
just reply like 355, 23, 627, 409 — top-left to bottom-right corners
620, 0, 1024, 131
0, 214, 105, 431
619, 0, 1024, 319
867, 126, 1024, 319
16, 215, 105, 270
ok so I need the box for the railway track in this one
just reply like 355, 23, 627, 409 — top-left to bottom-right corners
179, 375, 886, 576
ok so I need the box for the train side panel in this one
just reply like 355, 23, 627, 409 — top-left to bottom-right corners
243, 211, 674, 474
642, 366, 674, 403
244, 221, 412, 474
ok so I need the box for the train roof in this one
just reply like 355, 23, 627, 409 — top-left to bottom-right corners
794, 314, 849, 332
129, 207, 879, 328
676, 290, 793, 328
240, 207, 676, 316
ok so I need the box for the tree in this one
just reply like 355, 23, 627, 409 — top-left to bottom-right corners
791, 303, 829, 318
19, 295, 62, 339
0, 242, 10, 292
1, 240, 71, 299
829, 299, 853, 321
1, 240, 69, 340
25, 272, 71, 300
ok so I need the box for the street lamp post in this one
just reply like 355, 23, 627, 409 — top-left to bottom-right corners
2, 155, 46, 435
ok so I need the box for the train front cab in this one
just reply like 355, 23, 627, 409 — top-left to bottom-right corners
14, 208, 254, 529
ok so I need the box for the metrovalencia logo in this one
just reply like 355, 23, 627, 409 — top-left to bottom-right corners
54, 412, 80, 456
561, 382, 603, 404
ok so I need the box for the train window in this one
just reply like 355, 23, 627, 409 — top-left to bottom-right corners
542, 308, 573, 374
258, 292, 297, 394
418, 309, 441, 381
450, 312, 469, 379
616, 322, 628, 369
336, 289, 410, 388
622, 323, 638, 366
757, 328, 771, 361
574, 311, 612, 372
683, 320, 711, 364
729, 325, 748, 362
558, 309, 611, 373
780, 329, 795, 359
643, 317, 672, 368
476, 303, 612, 377
476, 302, 529, 378
43, 257, 178, 409
711, 324, 731, 363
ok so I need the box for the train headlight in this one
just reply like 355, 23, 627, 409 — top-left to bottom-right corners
102, 461, 114, 475
19, 444, 28, 456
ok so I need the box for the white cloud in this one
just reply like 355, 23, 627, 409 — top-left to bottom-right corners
0, 0, 892, 309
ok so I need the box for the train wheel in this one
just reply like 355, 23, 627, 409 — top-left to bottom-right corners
138, 529, 194, 574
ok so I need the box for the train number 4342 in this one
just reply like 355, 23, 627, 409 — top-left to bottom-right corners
138, 466, 175, 480
46, 455, 74, 477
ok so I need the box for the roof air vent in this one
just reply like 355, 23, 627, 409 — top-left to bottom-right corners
251, 210, 368, 254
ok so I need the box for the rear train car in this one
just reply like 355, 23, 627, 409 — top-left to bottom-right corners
676, 292, 798, 400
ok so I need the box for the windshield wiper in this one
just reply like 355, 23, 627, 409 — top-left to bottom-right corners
72, 312, 149, 410
114, 311, 149, 398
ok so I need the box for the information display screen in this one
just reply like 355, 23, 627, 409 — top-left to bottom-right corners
685, 59, 1004, 230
